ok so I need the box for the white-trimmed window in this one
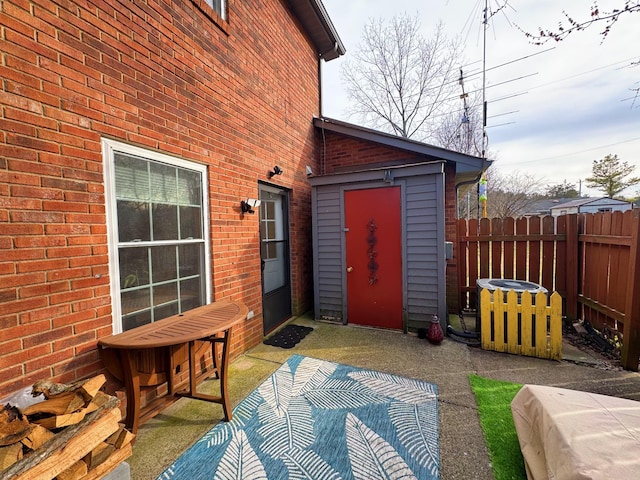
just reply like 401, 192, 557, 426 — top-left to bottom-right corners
205, 0, 226, 20
102, 139, 211, 334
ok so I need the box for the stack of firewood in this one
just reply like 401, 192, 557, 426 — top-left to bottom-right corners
0, 374, 134, 480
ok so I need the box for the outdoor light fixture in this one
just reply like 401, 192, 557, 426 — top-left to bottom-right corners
268, 165, 283, 178
241, 198, 261, 214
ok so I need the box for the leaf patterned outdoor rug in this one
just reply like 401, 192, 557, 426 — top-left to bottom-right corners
157, 354, 440, 479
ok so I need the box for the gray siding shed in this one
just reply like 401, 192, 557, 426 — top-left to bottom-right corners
310, 162, 446, 332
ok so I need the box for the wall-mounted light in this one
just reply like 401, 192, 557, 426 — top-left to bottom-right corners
268, 165, 283, 178
241, 198, 261, 214
305, 165, 313, 176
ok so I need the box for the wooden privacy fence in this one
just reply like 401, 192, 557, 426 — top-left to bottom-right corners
479, 288, 562, 360
456, 210, 640, 371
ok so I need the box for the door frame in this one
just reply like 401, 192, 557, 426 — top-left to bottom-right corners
259, 183, 292, 334
340, 181, 407, 331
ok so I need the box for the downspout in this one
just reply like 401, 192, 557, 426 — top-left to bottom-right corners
318, 43, 339, 116
317, 43, 339, 175
454, 157, 490, 218
455, 172, 483, 217
318, 56, 323, 117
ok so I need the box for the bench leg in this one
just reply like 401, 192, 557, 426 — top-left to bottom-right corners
219, 327, 232, 421
211, 334, 220, 379
181, 329, 233, 422
120, 349, 141, 434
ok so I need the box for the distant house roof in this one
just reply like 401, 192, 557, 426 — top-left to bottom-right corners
551, 198, 599, 209
287, 0, 346, 61
549, 197, 632, 211
524, 198, 576, 216
313, 117, 491, 183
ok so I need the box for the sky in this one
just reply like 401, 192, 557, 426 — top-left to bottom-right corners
319, 0, 640, 197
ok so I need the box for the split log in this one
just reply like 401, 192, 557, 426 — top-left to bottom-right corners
84, 391, 111, 414
106, 425, 136, 449
22, 391, 86, 417
2, 397, 121, 480
0, 404, 34, 447
77, 374, 106, 402
1, 375, 134, 480
80, 441, 132, 480
0, 442, 24, 470
83, 441, 115, 470
31, 380, 75, 399
30, 410, 87, 430
55, 460, 88, 480
19, 424, 55, 451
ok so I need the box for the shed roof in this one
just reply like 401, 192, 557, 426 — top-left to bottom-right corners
287, 0, 346, 61
313, 117, 491, 183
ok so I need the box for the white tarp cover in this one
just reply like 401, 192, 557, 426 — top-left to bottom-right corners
511, 385, 640, 479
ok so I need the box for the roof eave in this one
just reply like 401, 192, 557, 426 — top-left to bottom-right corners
286, 0, 346, 61
313, 116, 491, 179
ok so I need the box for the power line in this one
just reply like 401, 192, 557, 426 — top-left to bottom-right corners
509, 137, 640, 165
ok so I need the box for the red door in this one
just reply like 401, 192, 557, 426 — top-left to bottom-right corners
345, 187, 403, 329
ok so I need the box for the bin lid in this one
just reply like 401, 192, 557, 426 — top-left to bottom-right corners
476, 278, 548, 294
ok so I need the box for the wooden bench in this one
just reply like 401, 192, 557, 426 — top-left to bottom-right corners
98, 299, 248, 434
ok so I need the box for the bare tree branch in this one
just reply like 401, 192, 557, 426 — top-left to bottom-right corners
515, 1, 640, 106
341, 14, 462, 142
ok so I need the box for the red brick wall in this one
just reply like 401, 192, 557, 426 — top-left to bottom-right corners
444, 163, 460, 313
320, 131, 415, 174
0, 0, 321, 398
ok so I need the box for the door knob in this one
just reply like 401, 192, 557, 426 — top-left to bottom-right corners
346, 266, 353, 273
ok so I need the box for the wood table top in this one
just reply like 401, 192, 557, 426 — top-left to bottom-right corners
98, 299, 248, 349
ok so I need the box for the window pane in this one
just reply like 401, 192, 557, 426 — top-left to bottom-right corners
266, 201, 275, 220
154, 303, 179, 322
152, 203, 178, 240
121, 288, 150, 315
115, 154, 149, 201
154, 282, 178, 307
178, 169, 201, 205
179, 244, 201, 277
152, 246, 177, 283
117, 201, 150, 242
180, 206, 201, 239
123, 310, 151, 331
266, 221, 275, 240
119, 247, 150, 288
150, 162, 177, 203
180, 278, 203, 311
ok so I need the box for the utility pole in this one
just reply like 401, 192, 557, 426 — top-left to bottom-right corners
482, 0, 488, 159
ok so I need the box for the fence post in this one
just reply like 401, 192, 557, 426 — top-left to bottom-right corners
549, 292, 563, 360
621, 210, 640, 371
480, 288, 492, 351
565, 214, 579, 322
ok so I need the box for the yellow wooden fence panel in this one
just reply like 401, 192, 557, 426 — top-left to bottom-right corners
479, 288, 563, 361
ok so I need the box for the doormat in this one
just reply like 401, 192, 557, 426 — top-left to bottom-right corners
263, 324, 313, 349
158, 354, 440, 479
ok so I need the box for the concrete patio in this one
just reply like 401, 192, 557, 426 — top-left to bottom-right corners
127, 313, 640, 479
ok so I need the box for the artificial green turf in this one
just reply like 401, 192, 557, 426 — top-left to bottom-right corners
469, 374, 527, 480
